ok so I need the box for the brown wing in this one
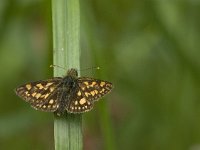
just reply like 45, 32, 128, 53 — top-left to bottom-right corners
66, 77, 113, 113
66, 87, 94, 113
15, 77, 62, 112
77, 77, 113, 102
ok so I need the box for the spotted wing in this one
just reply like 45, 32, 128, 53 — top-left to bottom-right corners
66, 86, 94, 113
66, 77, 113, 113
78, 77, 113, 101
15, 77, 62, 112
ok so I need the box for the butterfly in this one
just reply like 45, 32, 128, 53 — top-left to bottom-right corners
15, 68, 113, 115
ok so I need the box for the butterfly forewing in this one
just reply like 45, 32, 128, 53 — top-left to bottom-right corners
66, 77, 113, 113
15, 77, 62, 112
77, 77, 113, 102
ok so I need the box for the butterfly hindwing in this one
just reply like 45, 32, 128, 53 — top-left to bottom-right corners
15, 77, 62, 112
30, 90, 60, 112
66, 87, 94, 113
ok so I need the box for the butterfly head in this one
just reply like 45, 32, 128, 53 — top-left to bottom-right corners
67, 68, 78, 78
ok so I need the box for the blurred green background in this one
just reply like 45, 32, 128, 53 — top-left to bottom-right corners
1, 0, 200, 150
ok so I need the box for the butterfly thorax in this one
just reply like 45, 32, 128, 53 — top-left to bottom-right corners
55, 70, 78, 115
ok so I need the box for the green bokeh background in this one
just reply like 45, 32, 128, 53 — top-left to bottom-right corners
1, 0, 200, 150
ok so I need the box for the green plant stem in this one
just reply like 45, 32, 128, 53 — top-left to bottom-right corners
51, 0, 82, 149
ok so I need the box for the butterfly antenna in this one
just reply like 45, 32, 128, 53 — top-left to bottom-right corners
50, 64, 66, 71
79, 66, 100, 72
